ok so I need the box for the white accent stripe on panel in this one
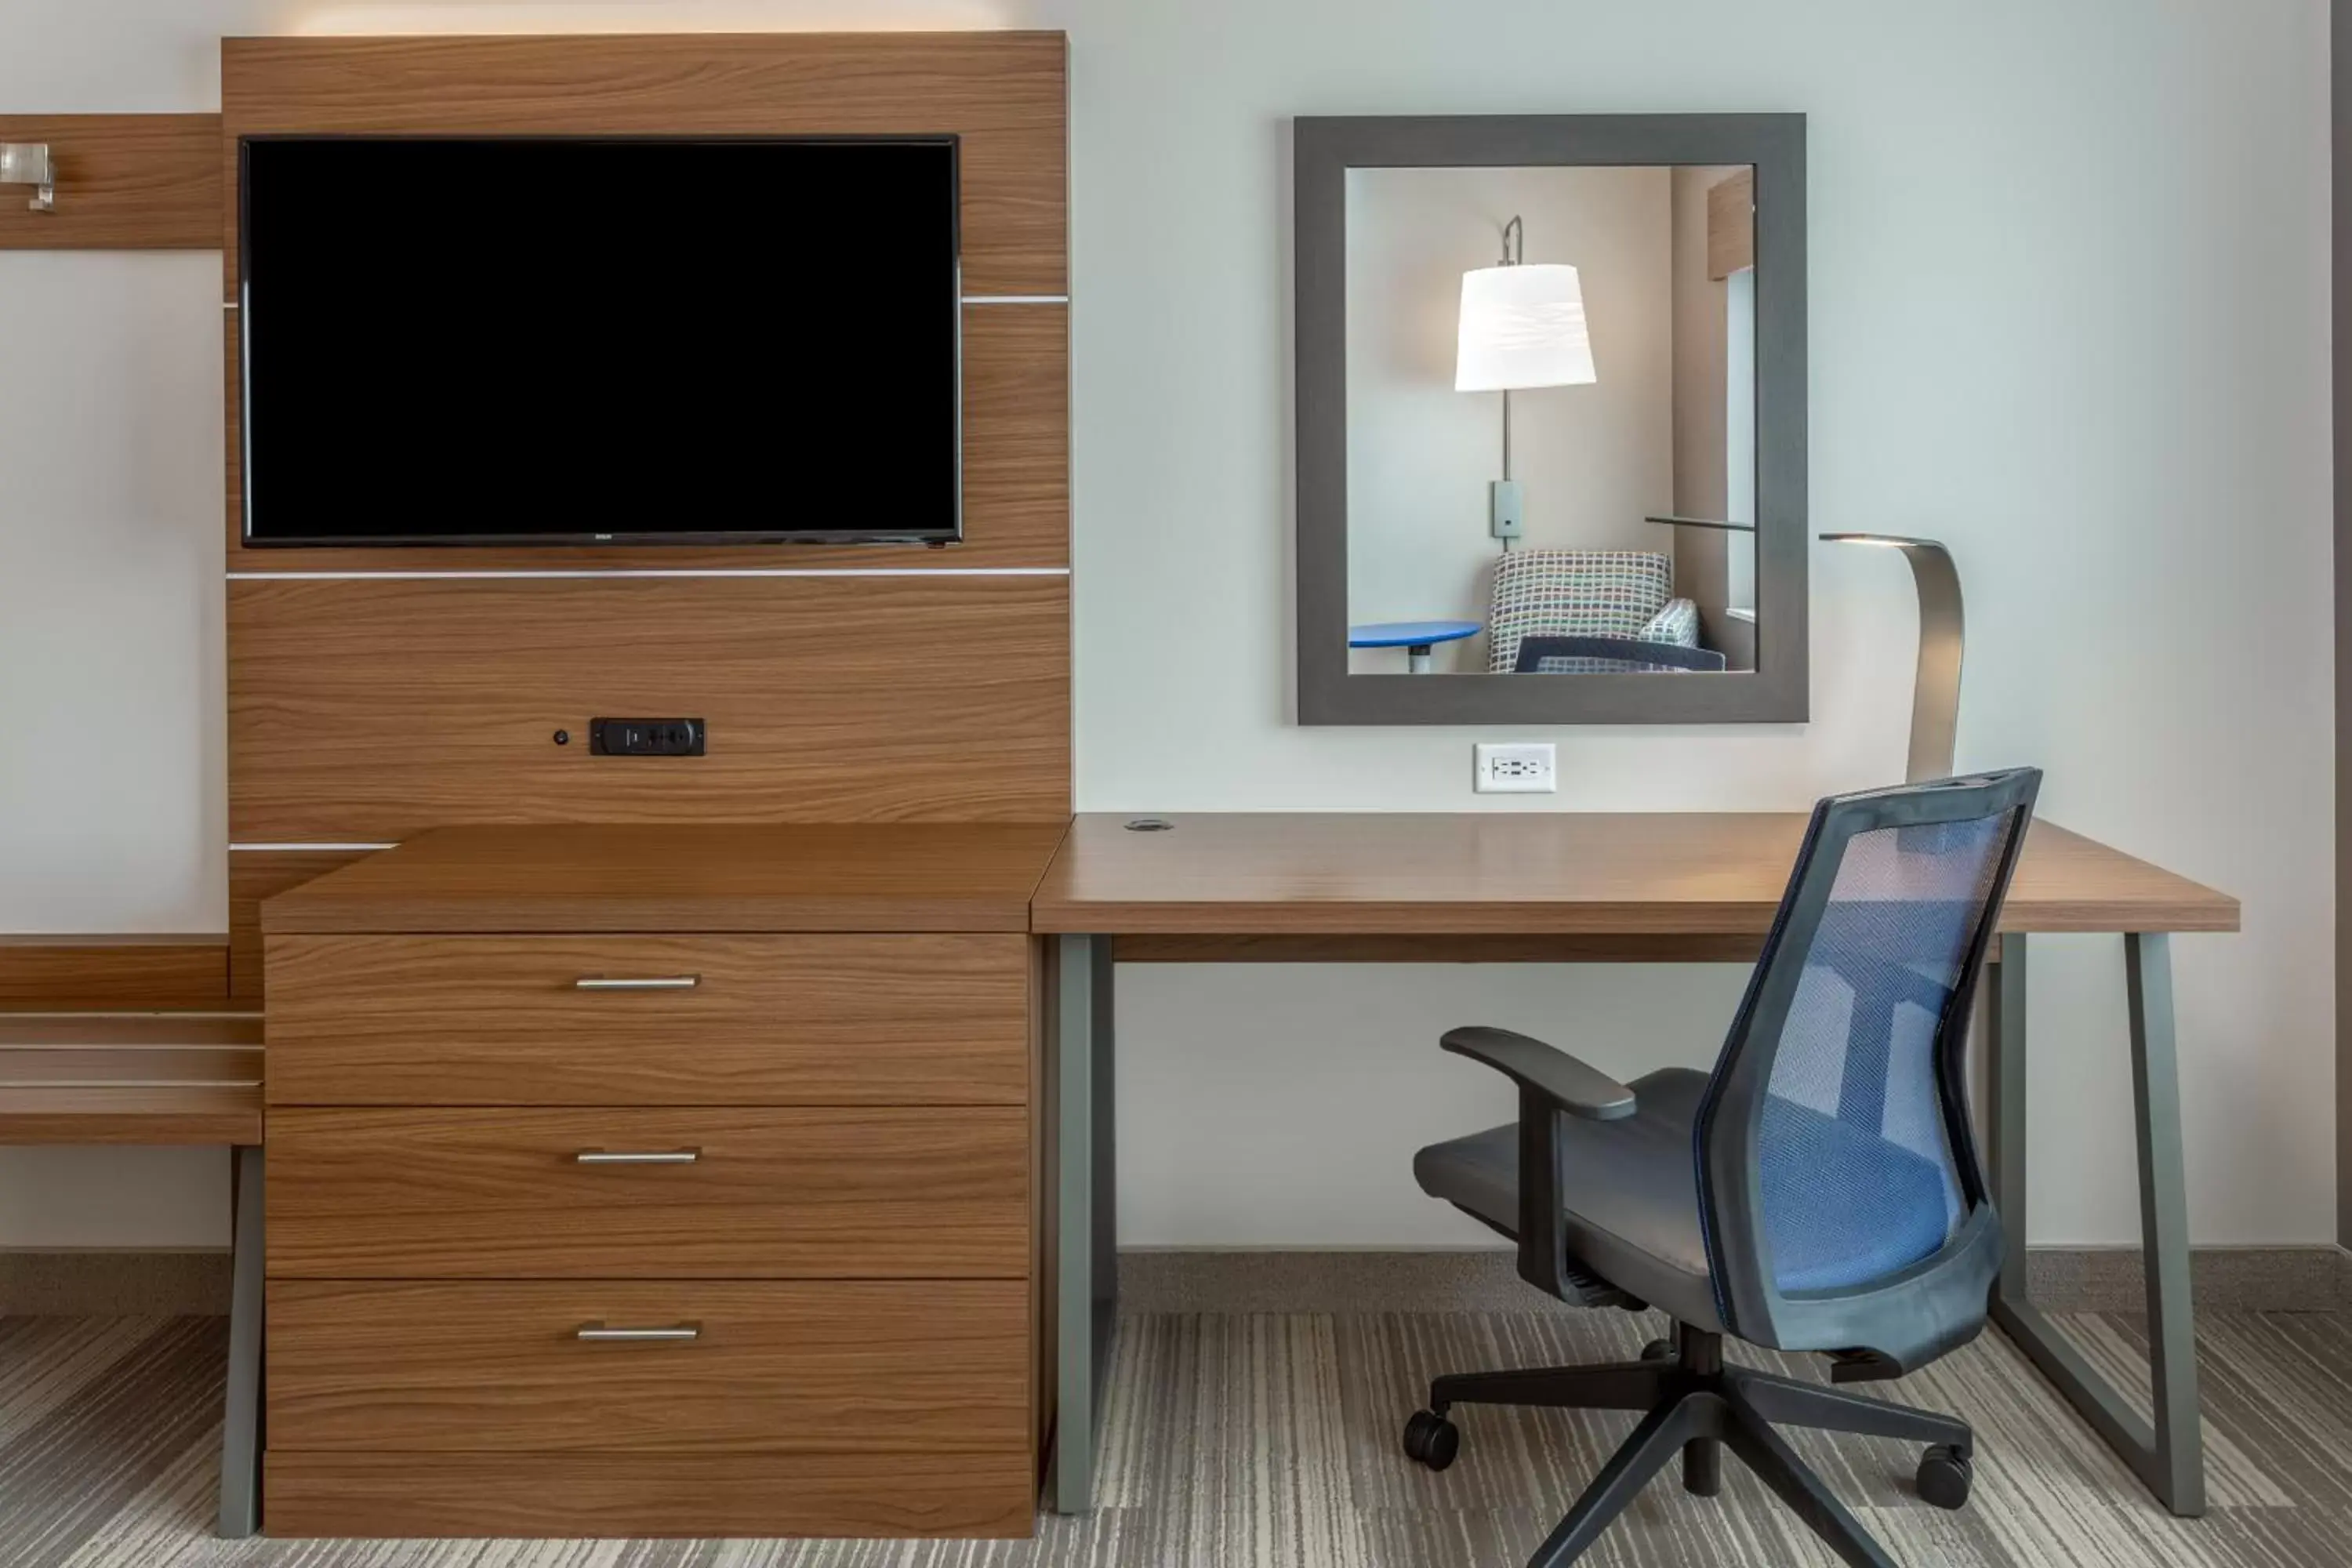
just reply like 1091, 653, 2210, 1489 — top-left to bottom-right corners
960, 294, 1070, 305
227, 843, 397, 853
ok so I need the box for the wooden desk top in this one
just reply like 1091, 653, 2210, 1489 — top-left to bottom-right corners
261, 822, 1071, 935
1029, 814, 2239, 937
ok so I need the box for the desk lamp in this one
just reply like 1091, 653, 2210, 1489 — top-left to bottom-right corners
1456, 216, 1595, 548
1820, 533, 1962, 782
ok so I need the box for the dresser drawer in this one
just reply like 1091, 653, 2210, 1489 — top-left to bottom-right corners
267, 1106, 1030, 1279
263, 933, 1029, 1105
263, 1450, 1035, 1539
267, 1279, 1030, 1454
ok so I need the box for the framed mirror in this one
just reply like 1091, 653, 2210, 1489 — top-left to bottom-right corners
1294, 114, 1806, 724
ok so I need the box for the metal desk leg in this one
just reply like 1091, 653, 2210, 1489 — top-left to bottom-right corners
218, 1143, 264, 1537
1986, 933, 2205, 1516
1049, 934, 1117, 1514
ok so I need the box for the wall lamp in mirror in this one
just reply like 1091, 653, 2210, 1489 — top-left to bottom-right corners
1457, 215, 1595, 545
1294, 113, 1807, 726
0, 143, 55, 212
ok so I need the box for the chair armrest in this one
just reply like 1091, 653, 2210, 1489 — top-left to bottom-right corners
1439, 1026, 1638, 1120
1639, 597, 1700, 646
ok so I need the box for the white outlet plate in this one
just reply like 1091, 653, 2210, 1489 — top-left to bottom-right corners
1474, 742, 1556, 793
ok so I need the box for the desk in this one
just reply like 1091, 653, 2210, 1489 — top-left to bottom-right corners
1031, 811, 2238, 1519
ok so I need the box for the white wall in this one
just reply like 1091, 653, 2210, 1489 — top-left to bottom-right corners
1343, 165, 1673, 674
0, 0, 2332, 1252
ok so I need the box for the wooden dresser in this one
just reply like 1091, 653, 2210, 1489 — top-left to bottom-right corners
257, 822, 1065, 1539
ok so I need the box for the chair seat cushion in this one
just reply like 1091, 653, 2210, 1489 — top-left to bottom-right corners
1413, 1068, 1722, 1328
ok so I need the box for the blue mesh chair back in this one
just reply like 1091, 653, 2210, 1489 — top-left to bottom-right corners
1514, 634, 1728, 674
1694, 769, 2039, 1360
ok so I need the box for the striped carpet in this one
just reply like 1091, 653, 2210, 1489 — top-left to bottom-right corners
5, 1308, 2351, 1566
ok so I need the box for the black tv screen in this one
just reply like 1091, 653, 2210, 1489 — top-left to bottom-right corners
238, 136, 962, 546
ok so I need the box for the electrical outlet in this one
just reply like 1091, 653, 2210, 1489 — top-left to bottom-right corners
1474, 742, 1555, 793
1488, 479, 1525, 540
589, 717, 705, 757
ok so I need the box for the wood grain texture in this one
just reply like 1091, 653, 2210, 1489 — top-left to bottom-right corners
261, 1450, 1034, 1540
263, 931, 1031, 1106
0, 1047, 259, 1085
0, 1085, 260, 1145
223, 303, 1069, 573
266, 1278, 1030, 1454
1030, 815, 2241, 936
0, 1029, 260, 1142
0, 936, 229, 1012
0, 1016, 263, 1143
1708, 165, 1755, 279
266, 1105, 1029, 1279
229, 849, 370, 1004
220, 33, 1065, 296
0, 115, 220, 249
0, 1016, 260, 1049
229, 575, 1071, 838
260, 826, 1065, 935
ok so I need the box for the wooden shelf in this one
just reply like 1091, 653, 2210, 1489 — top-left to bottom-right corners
0, 114, 220, 250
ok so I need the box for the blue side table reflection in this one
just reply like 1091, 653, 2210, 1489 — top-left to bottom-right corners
1348, 619, 1482, 674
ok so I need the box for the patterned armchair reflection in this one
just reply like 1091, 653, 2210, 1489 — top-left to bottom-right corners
1486, 550, 1704, 674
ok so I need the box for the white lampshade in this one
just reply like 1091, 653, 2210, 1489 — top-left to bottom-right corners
1454, 263, 1596, 392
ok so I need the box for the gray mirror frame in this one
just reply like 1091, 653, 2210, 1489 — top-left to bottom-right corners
1294, 114, 1808, 725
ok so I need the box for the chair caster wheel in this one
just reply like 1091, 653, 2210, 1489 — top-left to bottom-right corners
1402, 1410, 1459, 1472
1639, 1338, 1676, 1363
1917, 1443, 1973, 1509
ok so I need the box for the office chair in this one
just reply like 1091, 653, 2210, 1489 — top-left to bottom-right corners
1404, 768, 2041, 1568
1514, 634, 1729, 674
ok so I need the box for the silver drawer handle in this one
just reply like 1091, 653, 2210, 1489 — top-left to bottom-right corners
576, 1322, 701, 1342
574, 1149, 701, 1166
574, 975, 700, 991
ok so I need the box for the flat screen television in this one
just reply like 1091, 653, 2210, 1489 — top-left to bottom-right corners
238, 136, 962, 547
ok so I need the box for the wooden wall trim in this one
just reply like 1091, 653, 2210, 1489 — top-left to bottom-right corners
0, 936, 230, 1011
1706, 166, 1754, 280
0, 115, 221, 250
222, 31, 1073, 854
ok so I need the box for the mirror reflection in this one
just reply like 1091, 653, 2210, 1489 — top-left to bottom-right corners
1344, 164, 1759, 677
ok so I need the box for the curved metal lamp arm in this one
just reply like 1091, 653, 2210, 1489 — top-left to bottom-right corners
1821, 533, 1965, 782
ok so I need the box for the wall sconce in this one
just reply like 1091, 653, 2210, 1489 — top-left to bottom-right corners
0, 143, 56, 212
1455, 215, 1595, 547
1820, 533, 1962, 782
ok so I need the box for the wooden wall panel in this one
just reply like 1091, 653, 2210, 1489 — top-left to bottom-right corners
0, 936, 229, 1012
223, 32, 1073, 873
230, 575, 1070, 841
1708, 166, 1755, 279
223, 303, 1067, 573
0, 115, 220, 249
230, 851, 372, 1004
219, 34, 1066, 295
